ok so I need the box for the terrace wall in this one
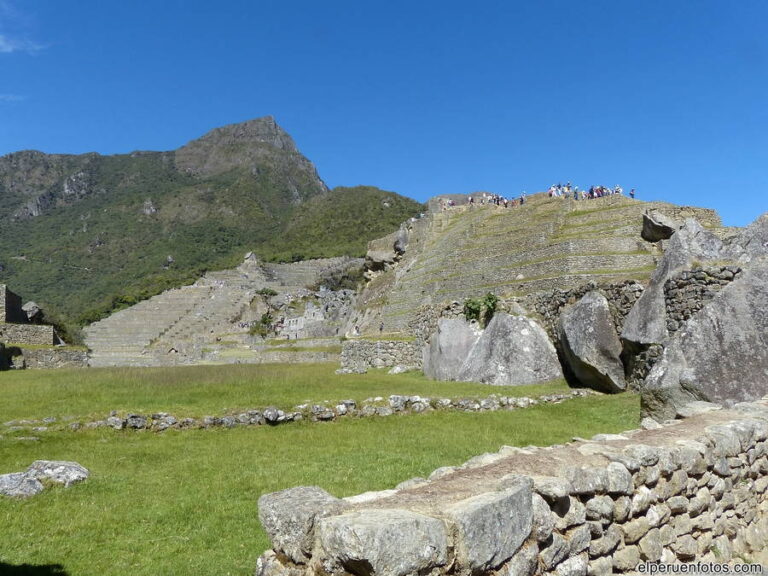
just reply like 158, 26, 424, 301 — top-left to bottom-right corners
0, 323, 55, 346
340, 339, 422, 372
256, 403, 768, 575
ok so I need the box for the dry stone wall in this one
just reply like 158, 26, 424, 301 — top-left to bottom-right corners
256, 402, 768, 576
522, 280, 645, 347
19, 347, 88, 369
0, 284, 25, 323
340, 339, 422, 372
0, 323, 55, 345
663, 266, 742, 335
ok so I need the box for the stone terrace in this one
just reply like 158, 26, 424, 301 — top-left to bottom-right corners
84, 257, 356, 367
358, 194, 720, 334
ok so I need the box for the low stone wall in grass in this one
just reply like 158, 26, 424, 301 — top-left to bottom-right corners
19, 347, 88, 369
256, 401, 768, 576
340, 339, 422, 372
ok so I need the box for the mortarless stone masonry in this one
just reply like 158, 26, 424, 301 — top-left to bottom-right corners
256, 401, 768, 576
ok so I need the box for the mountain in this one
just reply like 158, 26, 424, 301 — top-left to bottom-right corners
0, 117, 424, 333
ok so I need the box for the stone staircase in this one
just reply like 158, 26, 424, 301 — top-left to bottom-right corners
84, 256, 357, 367
85, 285, 213, 367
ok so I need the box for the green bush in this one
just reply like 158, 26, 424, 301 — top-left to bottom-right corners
463, 292, 498, 327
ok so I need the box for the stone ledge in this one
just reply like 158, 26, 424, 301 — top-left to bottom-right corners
256, 401, 768, 575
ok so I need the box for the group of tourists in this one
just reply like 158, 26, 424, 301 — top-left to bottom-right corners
463, 192, 526, 209
438, 182, 637, 212
548, 182, 636, 201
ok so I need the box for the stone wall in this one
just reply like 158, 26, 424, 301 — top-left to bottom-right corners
0, 284, 26, 323
0, 323, 55, 345
340, 339, 422, 372
664, 266, 742, 335
20, 347, 88, 369
623, 266, 743, 388
522, 280, 645, 347
256, 403, 768, 576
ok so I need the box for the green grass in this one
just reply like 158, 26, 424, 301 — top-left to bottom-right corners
0, 363, 573, 423
0, 384, 638, 575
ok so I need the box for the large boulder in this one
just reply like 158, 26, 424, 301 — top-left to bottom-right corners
641, 210, 680, 242
423, 317, 482, 381
558, 291, 626, 393
641, 259, 768, 420
457, 313, 563, 386
622, 219, 725, 347
727, 212, 768, 262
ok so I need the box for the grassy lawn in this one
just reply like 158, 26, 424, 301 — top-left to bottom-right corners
0, 363, 640, 575
0, 363, 572, 422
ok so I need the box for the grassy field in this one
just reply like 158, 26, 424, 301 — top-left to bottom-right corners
0, 364, 572, 422
0, 363, 640, 575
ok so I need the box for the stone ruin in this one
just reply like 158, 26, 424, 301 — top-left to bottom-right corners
257, 402, 768, 575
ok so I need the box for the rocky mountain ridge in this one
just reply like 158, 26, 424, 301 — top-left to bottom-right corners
0, 117, 423, 329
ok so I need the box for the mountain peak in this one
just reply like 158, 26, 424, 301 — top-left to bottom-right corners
195, 116, 298, 154
174, 116, 318, 180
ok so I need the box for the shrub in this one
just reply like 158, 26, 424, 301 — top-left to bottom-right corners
463, 292, 498, 327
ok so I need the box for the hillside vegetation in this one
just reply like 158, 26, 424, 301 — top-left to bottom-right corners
0, 118, 424, 331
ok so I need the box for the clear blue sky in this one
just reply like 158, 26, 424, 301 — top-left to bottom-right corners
1, 1, 765, 226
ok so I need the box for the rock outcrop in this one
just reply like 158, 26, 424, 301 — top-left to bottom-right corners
641, 209, 680, 242
558, 291, 626, 393
0, 460, 89, 498
642, 259, 768, 420
456, 313, 563, 386
622, 219, 725, 347
422, 318, 482, 381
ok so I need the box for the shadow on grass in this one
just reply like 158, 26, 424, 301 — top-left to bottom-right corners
0, 564, 68, 575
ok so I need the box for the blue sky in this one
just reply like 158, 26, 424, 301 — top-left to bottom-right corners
1, 1, 765, 226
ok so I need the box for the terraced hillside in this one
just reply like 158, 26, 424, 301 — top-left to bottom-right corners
355, 193, 721, 334
85, 256, 358, 367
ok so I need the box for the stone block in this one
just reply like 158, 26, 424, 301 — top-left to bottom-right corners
444, 479, 533, 571
566, 524, 591, 554
566, 467, 608, 496
555, 553, 588, 576
612, 545, 640, 572
500, 541, 538, 576
532, 493, 555, 542
639, 527, 663, 561
317, 509, 448, 576
539, 533, 569, 571
588, 524, 621, 558
258, 486, 348, 564
606, 462, 633, 495
622, 517, 650, 544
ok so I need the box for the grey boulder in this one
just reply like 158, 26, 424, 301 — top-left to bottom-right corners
623, 219, 726, 347
0, 472, 44, 498
26, 460, 90, 487
641, 210, 680, 242
458, 313, 563, 386
727, 212, 768, 262
423, 317, 482, 381
641, 260, 768, 420
558, 291, 626, 393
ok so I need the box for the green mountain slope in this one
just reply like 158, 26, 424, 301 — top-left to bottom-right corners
0, 118, 423, 332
